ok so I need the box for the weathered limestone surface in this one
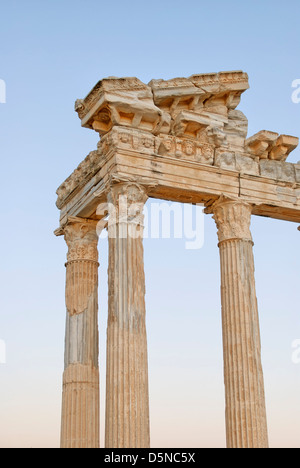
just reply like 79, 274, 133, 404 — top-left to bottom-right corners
75, 77, 171, 135
56, 218, 100, 448
55, 70, 299, 449
246, 131, 298, 161
105, 183, 150, 448
206, 197, 269, 449
56, 72, 299, 225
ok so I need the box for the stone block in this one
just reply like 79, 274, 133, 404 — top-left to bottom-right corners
278, 162, 296, 183
235, 154, 259, 176
260, 160, 296, 183
295, 164, 300, 184
259, 160, 279, 179
215, 151, 236, 171
269, 134, 299, 161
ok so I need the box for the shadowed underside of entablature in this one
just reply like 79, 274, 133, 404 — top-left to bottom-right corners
56, 71, 300, 225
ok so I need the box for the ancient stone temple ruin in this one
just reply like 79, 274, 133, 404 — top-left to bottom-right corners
55, 71, 299, 449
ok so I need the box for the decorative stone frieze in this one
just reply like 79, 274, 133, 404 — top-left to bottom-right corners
57, 72, 299, 210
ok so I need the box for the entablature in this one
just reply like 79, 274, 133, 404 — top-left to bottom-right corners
56, 71, 300, 226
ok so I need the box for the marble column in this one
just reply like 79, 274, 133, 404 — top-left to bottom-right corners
206, 196, 269, 449
105, 183, 150, 448
60, 217, 100, 449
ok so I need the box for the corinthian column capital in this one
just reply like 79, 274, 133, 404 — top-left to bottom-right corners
206, 196, 253, 244
108, 182, 148, 221
107, 183, 148, 242
61, 218, 100, 318
63, 217, 99, 263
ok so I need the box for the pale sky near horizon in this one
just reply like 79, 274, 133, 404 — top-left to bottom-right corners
0, 0, 299, 448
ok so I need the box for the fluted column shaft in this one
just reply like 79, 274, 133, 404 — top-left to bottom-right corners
61, 218, 100, 449
105, 183, 150, 448
208, 197, 269, 449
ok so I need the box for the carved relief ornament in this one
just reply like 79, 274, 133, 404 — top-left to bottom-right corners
107, 183, 148, 227
206, 196, 253, 244
63, 218, 99, 263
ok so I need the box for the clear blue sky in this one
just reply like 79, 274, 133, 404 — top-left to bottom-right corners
0, 0, 299, 448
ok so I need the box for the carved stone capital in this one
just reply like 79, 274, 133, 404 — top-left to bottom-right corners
206, 196, 253, 243
107, 182, 148, 226
62, 217, 99, 263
